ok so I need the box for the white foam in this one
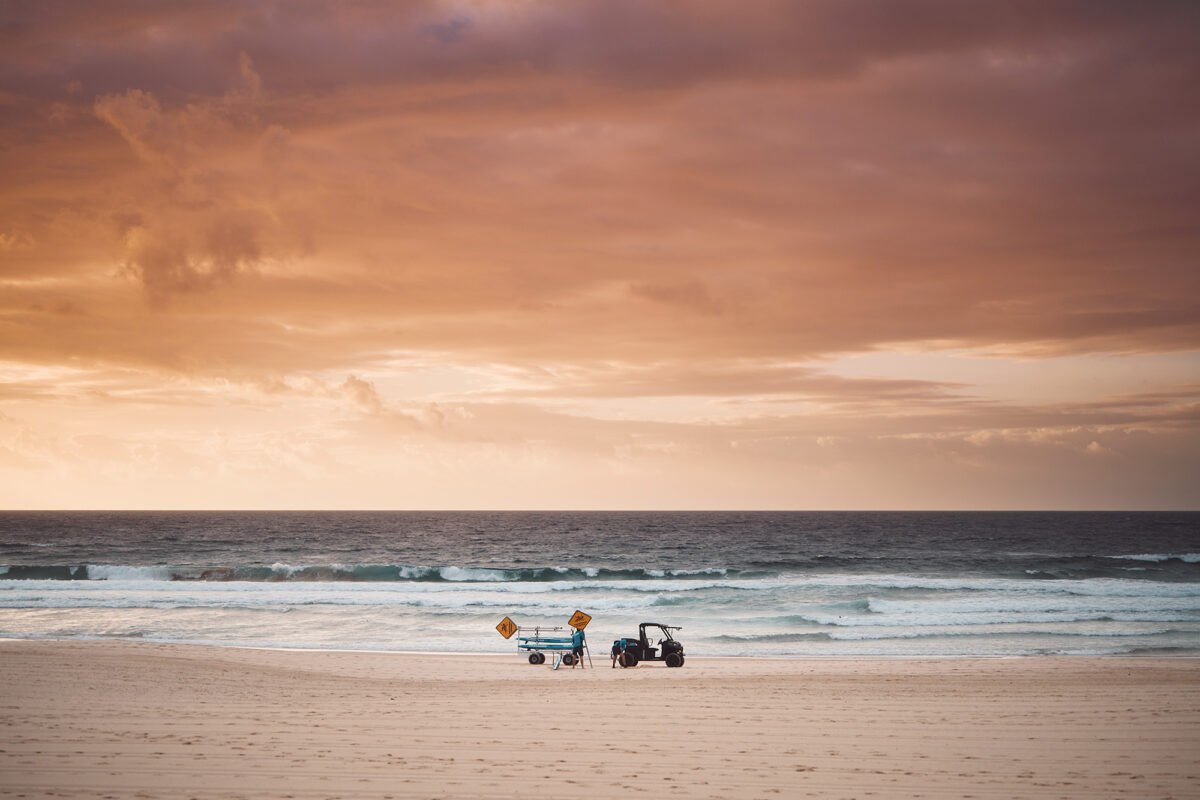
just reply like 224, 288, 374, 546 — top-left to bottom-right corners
866, 594, 1200, 616
826, 625, 1181, 641
437, 566, 513, 582
268, 563, 355, 577
778, 573, 1200, 597
3, 560, 1198, 657
806, 610, 1199, 628
646, 568, 728, 577
86, 565, 174, 581
0, 583, 661, 611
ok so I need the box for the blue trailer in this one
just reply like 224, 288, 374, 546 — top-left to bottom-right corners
516, 626, 588, 666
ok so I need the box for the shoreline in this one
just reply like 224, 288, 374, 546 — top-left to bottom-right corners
4, 636, 1199, 659
3, 639, 1197, 798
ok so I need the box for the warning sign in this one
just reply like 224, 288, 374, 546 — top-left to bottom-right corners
496, 616, 518, 639
568, 609, 592, 630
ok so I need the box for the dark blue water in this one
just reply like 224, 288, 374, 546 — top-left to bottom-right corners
1, 511, 1197, 655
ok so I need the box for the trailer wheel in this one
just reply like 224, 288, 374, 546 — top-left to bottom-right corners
562, 653, 575, 666
528, 653, 540, 664
665, 652, 683, 668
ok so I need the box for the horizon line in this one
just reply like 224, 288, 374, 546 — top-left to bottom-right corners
2, 508, 1197, 514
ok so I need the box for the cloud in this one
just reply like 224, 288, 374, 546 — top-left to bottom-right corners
630, 279, 723, 315
117, 215, 263, 299
1, 2, 1198, 507
0, 2, 1195, 364
339, 375, 384, 414
86, 56, 285, 302
2, 365, 1197, 508
469, 361, 972, 407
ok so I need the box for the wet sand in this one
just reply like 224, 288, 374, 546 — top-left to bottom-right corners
1, 640, 1197, 799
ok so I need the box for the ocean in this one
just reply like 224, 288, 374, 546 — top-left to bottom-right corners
1, 511, 1197, 657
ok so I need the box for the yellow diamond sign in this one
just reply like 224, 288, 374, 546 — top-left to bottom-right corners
496, 616, 517, 639
568, 609, 592, 630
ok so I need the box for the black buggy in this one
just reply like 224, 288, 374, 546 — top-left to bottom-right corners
612, 622, 685, 668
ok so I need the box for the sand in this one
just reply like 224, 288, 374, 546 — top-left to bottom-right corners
1, 641, 1197, 799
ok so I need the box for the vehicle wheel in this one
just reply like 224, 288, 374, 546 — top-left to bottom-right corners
665, 652, 683, 668
620, 652, 638, 668
562, 653, 575, 666
528, 653, 540, 664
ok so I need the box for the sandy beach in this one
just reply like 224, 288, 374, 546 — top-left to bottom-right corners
0, 641, 1196, 799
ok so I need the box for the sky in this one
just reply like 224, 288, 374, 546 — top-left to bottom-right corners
1, 0, 1198, 509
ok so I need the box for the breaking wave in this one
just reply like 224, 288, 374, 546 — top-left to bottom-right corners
0, 563, 737, 583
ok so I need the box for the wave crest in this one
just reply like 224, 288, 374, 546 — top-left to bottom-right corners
0, 563, 734, 583
1108, 553, 1200, 564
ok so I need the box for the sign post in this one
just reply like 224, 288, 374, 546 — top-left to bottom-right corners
567, 610, 593, 668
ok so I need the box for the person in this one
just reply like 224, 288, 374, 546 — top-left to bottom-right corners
570, 626, 585, 669
611, 641, 622, 669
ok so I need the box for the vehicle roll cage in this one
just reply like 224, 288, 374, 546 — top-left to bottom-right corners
640, 622, 681, 642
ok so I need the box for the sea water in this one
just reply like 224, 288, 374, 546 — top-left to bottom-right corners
1, 511, 1197, 656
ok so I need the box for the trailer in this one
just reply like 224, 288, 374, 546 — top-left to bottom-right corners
516, 626, 591, 666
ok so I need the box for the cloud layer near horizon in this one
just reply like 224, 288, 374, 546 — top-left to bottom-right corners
1, 1, 1198, 508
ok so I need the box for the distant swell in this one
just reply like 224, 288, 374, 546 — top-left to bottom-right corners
0, 563, 736, 583
1108, 553, 1200, 564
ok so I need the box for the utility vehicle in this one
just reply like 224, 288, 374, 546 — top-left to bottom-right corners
612, 622, 684, 667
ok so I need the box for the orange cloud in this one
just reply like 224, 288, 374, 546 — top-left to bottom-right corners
1, 2, 1197, 507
